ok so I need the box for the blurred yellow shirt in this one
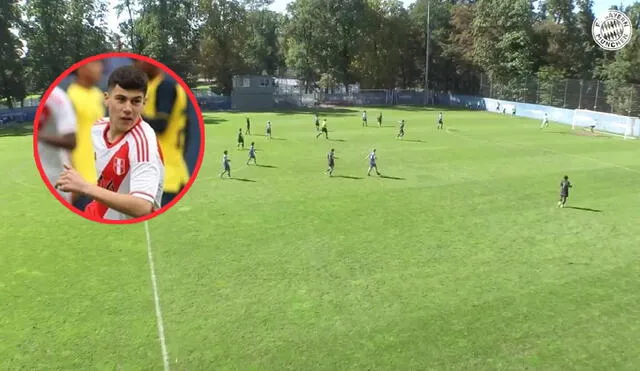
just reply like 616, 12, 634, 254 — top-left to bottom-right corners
67, 82, 104, 184
143, 74, 190, 193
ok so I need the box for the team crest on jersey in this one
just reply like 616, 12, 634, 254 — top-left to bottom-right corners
592, 10, 633, 51
114, 157, 127, 176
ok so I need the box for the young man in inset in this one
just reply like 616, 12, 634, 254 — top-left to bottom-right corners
55, 66, 165, 220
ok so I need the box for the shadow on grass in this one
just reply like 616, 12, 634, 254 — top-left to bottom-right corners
565, 206, 602, 212
203, 116, 228, 125
233, 178, 256, 182
328, 138, 347, 142
378, 174, 405, 180
334, 175, 363, 180
0, 123, 33, 137
273, 107, 358, 116
256, 164, 277, 168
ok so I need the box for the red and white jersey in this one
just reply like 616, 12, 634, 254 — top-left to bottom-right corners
86, 117, 164, 220
37, 86, 77, 202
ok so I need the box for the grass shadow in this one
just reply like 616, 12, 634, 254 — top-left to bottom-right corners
233, 178, 257, 182
328, 138, 347, 142
335, 175, 363, 180
203, 117, 228, 125
273, 107, 358, 116
565, 206, 602, 212
378, 174, 405, 180
0, 123, 33, 137
256, 164, 277, 168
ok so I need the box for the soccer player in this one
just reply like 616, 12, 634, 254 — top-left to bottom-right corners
377, 112, 382, 127
540, 113, 549, 129
362, 110, 368, 126
220, 150, 231, 177
67, 60, 105, 210
247, 142, 257, 165
134, 60, 190, 207
366, 149, 381, 176
558, 175, 572, 208
437, 112, 444, 130
55, 66, 165, 220
396, 119, 405, 139
266, 120, 272, 139
37, 86, 77, 203
237, 128, 245, 149
314, 113, 320, 131
246, 117, 251, 135
326, 148, 336, 176
316, 119, 328, 139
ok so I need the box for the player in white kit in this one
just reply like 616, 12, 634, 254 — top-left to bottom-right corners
37, 86, 78, 203
56, 65, 165, 221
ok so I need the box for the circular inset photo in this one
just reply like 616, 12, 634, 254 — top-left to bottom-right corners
33, 52, 205, 224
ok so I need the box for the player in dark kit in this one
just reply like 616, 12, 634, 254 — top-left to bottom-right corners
246, 117, 251, 135
396, 120, 405, 139
377, 112, 382, 127
437, 112, 444, 130
326, 148, 336, 176
237, 128, 244, 149
314, 114, 320, 131
558, 175, 572, 208
247, 142, 257, 165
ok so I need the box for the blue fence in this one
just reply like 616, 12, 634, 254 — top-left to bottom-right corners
4, 89, 637, 138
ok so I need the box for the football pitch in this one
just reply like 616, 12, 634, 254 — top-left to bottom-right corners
2, 106, 640, 370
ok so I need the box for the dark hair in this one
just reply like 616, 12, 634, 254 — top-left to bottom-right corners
564, 175, 568, 179
107, 65, 148, 95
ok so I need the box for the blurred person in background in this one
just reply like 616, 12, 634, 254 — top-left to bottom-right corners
67, 60, 105, 210
134, 60, 190, 207
38, 86, 77, 203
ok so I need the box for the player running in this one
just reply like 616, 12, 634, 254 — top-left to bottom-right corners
362, 110, 368, 126
366, 149, 381, 176
266, 120, 272, 139
314, 113, 320, 131
220, 150, 231, 178
247, 142, 257, 165
540, 113, 549, 129
377, 112, 382, 127
326, 148, 336, 176
246, 117, 251, 135
396, 120, 405, 139
437, 112, 444, 130
558, 175, 572, 208
237, 128, 244, 149
316, 119, 328, 139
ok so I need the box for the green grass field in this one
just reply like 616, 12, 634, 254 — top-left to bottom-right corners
2, 106, 640, 370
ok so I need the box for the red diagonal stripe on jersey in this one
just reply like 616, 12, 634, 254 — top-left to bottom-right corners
86, 142, 131, 219
131, 127, 143, 162
134, 125, 149, 162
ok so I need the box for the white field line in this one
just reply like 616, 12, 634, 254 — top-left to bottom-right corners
144, 221, 170, 371
445, 128, 640, 175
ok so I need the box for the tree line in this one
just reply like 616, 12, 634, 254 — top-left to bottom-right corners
1, 0, 639, 113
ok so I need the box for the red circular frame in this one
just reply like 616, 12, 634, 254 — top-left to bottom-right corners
32, 52, 206, 225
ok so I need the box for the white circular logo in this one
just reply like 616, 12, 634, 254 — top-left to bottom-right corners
592, 10, 633, 51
